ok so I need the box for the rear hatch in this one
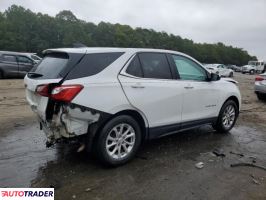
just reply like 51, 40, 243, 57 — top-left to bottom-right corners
24, 50, 85, 120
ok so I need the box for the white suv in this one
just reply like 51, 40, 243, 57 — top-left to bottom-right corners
25, 48, 241, 166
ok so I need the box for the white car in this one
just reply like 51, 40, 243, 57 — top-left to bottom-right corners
25, 48, 241, 166
205, 64, 234, 77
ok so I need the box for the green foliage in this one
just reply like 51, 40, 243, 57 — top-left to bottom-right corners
0, 5, 256, 65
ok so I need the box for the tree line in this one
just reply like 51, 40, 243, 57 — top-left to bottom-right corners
0, 5, 257, 65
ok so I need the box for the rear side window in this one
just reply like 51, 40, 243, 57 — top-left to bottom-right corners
138, 53, 172, 79
66, 52, 124, 79
3, 55, 16, 62
30, 53, 69, 79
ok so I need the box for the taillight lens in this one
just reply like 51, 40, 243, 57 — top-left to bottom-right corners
255, 76, 264, 82
36, 84, 50, 97
51, 84, 83, 102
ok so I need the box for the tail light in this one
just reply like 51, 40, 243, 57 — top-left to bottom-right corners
255, 76, 264, 82
36, 84, 83, 102
36, 84, 50, 97
51, 84, 83, 102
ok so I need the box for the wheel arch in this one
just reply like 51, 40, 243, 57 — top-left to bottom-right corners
87, 109, 149, 152
224, 95, 240, 112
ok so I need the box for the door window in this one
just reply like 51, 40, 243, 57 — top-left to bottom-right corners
126, 55, 143, 77
138, 53, 172, 79
3, 55, 16, 63
171, 55, 206, 81
17, 56, 33, 64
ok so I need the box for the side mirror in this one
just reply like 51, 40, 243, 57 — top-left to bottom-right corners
207, 72, 220, 81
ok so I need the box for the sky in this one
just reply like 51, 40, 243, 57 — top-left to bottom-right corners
0, 0, 265, 60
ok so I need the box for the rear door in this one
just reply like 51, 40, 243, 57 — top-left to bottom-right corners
16, 55, 34, 77
1, 54, 19, 77
119, 52, 184, 132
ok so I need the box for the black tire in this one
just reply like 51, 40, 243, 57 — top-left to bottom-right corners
250, 70, 255, 75
95, 115, 142, 166
257, 93, 266, 101
229, 72, 233, 77
213, 100, 238, 133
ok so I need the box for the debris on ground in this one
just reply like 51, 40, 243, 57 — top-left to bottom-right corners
229, 151, 244, 157
212, 148, 226, 157
85, 188, 92, 192
230, 163, 266, 171
250, 175, 261, 185
195, 162, 204, 169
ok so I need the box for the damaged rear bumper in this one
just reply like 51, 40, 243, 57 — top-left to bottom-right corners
35, 103, 110, 146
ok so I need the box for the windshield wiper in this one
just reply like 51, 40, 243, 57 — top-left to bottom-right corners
27, 72, 43, 78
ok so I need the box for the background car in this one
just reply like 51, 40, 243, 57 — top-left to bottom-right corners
254, 73, 266, 100
205, 64, 234, 77
0, 51, 37, 78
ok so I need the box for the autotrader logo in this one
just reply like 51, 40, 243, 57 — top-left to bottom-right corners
0, 188, 54, 200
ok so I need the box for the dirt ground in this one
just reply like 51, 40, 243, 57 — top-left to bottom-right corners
0, 73, 266, 200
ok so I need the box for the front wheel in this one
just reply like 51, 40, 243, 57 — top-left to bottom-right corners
250, 70, 255, 75
95, 115, 142, 166
213, 100, 238, 133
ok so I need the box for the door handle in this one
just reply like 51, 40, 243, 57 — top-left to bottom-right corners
131, 84, 145, 89
184, 86, 194, 89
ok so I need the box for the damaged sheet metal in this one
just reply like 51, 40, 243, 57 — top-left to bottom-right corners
41, 103, 101, 145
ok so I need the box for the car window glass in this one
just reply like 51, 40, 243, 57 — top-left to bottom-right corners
138, 53, 172, 79
3, 55, 16, 62
17, 56, 32, 64
171, 55, 206, 81
126, 55, 143, 77
66, 52, 124, 79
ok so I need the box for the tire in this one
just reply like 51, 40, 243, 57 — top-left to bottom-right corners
257, 93, 266, 101
95, 115, 142, 166
250, 70, 255, 75
229, 72, 233, 77
213, 100, 238, 133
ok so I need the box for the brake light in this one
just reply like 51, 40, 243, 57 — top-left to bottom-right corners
36, 84, 50, 97
51, 84, 83, 102
255, 76, 264, 82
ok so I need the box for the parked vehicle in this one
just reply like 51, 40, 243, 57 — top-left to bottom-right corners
205, 64, 234, 77
254, 73, 266, 100
0, 51, 38, 78
242, 65, 256, 74
234, 66, 242, 72
248, 61, 265, 73
25, 48, 241, 166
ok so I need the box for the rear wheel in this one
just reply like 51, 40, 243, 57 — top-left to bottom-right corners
95, 115, 141, 166
213, 100, 238, 133
250, 70, 255, 75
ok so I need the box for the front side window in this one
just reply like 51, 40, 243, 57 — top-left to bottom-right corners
171, 55, 207, 81
138, 53, 172, 79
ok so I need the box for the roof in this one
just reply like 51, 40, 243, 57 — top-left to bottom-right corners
0, 51, 36, 56
43, 47, 183, 55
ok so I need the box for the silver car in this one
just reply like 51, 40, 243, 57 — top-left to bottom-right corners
255, 73, 266, 100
